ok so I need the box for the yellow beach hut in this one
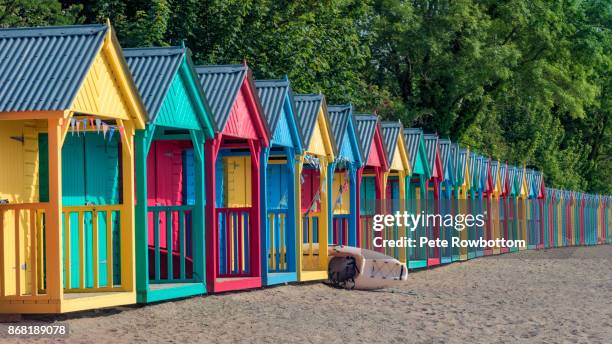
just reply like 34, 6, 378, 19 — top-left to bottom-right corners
0, 23, 146, 313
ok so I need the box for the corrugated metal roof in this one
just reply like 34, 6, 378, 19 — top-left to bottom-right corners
255, 78, 296, 136
438, 139, 452, 175
499, 162, 508, 188
423, 134, 439, 169
294, 94, 330, 149
450, 143, 461, 183
353, 113, 377, 161
403, 128, 423, 168
327, 104, 352, 151
0, 24, 107, 112
458, 148, 469, 184
479, 156, 489, 188
380, 121, 403, 160
490, 160, 500, 186
124, 47, 184, 122
535, 171, 544, 193
194, 64, 248, 131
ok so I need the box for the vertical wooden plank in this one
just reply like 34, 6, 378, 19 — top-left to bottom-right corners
47, 117, 64, 302
179, 210, 185, 280
154, 211, 160, 281
64, 211, 71, 290
0, 210, 5, 297
280, 213, 285, 270
92, 211, 99, 288
78, 211, 85, 289
14, 209, 21, 296
120, 123, 136, 292
106, 213, 113, 288
37, 211, 44, 291
30, 210, 38, 296
269, 213, 274, 270
166, 210, 173, 280
238, 211, 243, 274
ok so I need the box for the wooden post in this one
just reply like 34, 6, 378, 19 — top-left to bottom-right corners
134, 129, 149, 301
259, 147, 270, 281
204, 136, 220, 290
46, 117, 64, 305
120, 122, 136, 291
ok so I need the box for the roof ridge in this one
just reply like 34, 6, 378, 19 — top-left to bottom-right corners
0, 24, 106, 38
123, 46, 185, 57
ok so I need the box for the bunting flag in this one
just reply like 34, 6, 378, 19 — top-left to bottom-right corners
96, 118, 102, 133
89, 117, 95, 129
118, 125, 125, 140
82, 118, 87, 131
108, 126, 115, 142
76, 120, 81, 136
102, 123, 108, 139
70, 118, 76, 135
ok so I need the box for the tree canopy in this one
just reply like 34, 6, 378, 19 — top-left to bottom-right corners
2, 0, 610, 193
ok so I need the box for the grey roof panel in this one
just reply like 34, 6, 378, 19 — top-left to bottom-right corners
380, 121, 403, 161
403, 128, 423, 168
327, 104, 352, 151
255, 79, 288, 134
294, 93, 336, 154
195, 64, 247, 131
0, 24, 107, 112
423, 134, 439, 169
353, 113, 378, 161
123, 47, 184, 122
438, 139, 452, 174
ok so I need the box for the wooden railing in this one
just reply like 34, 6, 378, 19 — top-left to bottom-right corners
0, 203, 48, 300
217, 207, 251, 277
148, 205, 194, 283
62, 205, 122, 292
301, 213, 321, 270
267, 209, 288, 272
331, 215, 349, 246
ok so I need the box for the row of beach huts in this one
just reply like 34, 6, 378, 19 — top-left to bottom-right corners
0, 22, 609, 314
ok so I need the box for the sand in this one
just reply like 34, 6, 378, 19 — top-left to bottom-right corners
2, 245, 611, 343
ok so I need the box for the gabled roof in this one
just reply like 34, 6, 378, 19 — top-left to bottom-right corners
328, 104, 362, 164
458, 148, 469, 185
438, 139, 452, 178
490, 160, 500, 186
255, 78, 303, 151
354, 113, 389, 170
380, 121, 402, 161
124, 46, 215, 135
423, 134, 439, 169
328, 105, 351, 152
353, 113, 377, 160
195, 64, 269, 140
403, 128, 422, 169
294, 93, 337, 155
479, 156, 490, 190
0, 24, 108, 112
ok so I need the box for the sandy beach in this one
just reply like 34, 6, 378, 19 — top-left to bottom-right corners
3, 245, 611, 343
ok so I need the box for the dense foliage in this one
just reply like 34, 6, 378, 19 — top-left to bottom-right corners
2, 0, 610, 193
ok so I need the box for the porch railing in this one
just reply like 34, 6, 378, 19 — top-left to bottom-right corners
148, 205, 194, 283
62, 205, 123, 292
267, 209, 288, 272
217, 207, 251, 277
302, 213, 321, 270
0, 203, 48, 300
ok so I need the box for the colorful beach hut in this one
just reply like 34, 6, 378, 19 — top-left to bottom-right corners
327, 105, 363, 247
479, 157, 494, 256
403, 128, 431, 269
515, 166, 529, 250
467, 153, 483, 258
489, 160, 504, 254
437, 139, 454, 264
380, 122, 411, 263
422, 134, 444, 266
0, 23, 147, 313
195, 63, 270, 293
124, 46, 215, 303
293, 94, 336, 281
498, 162, 511, 253
255, 78, 303, 286
354, 114, 388, 250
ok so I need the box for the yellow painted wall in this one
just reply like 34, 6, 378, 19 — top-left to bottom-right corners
224, 156, 252, 207
332, 171, 350, 214
71, 49, 132, 120
0, 120, 41, 296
